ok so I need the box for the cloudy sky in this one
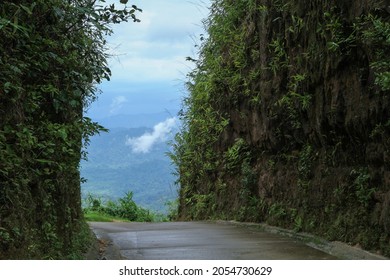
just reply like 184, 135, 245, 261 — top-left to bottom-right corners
86, 0, 211, 119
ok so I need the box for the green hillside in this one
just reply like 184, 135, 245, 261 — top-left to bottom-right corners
81, 127, 178, 212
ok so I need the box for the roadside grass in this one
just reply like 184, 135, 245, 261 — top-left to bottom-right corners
84, 211, 130, 222
83, 192, 173, 223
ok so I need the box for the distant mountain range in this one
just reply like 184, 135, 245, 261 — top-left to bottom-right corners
80, 112, 180, 213
93, 111, 178, 129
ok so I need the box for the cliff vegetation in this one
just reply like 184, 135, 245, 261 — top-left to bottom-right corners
0, 0, 140, 259
173, 0, 390, 257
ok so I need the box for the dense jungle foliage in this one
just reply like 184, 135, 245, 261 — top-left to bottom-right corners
0, 0, 140, 259
173, 0, 390, 257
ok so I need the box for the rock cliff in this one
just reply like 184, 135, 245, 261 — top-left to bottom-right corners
174, 0, 390, 256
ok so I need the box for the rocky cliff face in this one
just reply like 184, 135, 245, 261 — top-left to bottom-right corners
174, 0, 390, 256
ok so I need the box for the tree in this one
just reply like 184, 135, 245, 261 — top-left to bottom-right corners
0, 0, 141, 259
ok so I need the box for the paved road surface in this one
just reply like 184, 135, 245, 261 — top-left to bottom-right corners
89, 221, 337, 260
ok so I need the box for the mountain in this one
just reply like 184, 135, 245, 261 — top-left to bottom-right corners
80, 119, 179, 213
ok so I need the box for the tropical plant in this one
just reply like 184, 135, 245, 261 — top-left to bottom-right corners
0, 0, 141, 259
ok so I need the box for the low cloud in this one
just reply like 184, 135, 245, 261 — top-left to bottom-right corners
126, 117, 177, 153
110, 96, 128, 114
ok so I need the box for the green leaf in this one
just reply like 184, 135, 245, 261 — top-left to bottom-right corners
4, 82, 12, 93
20, 5, 32, 15
36, 159, 55, 164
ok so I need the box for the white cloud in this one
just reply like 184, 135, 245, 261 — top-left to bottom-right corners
110, 95, 128, 114
88, 0, 211, 118
104, 0, 209, 83
126, 117, 177, 153
110, 56, 191, 83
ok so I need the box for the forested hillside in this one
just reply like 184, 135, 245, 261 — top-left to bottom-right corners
0, 0, 140, 259
173, 0, 390, 256
81, 126, 177, 212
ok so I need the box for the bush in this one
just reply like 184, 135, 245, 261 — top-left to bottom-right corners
84, 192, 155, 222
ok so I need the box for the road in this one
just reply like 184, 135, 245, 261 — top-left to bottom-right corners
89, 221, 337, 259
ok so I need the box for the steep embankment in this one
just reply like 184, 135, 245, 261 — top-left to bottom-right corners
174, 0, 390, 256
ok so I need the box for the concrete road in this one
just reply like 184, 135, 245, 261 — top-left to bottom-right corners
89, 221, 337, 260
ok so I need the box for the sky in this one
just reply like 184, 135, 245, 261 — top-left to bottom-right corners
86, 0, 211, 119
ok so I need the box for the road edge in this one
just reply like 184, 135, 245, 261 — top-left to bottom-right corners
84, 224, 123, 260
219, 220, 388, 260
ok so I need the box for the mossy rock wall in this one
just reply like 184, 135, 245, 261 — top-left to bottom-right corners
176, 0, 390, 256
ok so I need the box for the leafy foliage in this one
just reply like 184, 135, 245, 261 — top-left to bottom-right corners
171, 0, 390, 257
83, 192, 166, 222
170, 0, 255, 220
0, 0, 140, 259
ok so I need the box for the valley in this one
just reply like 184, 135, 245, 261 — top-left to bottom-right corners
80, 113, 179, 213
